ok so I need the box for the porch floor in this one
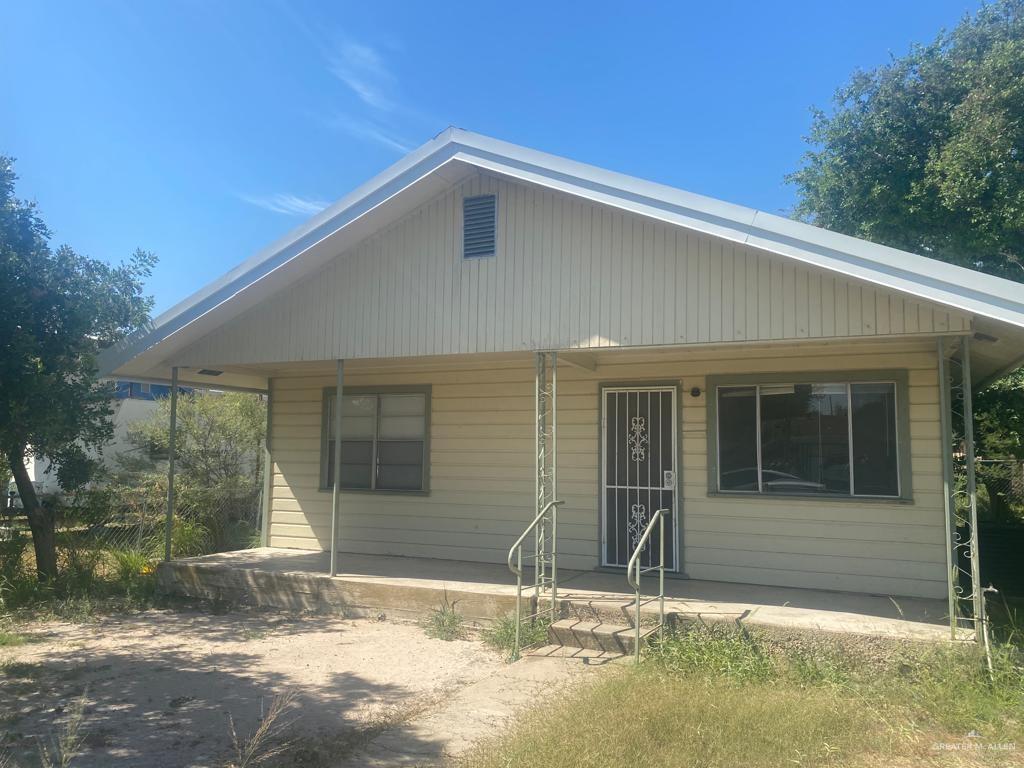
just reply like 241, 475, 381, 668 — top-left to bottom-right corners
158, 547, 953, 642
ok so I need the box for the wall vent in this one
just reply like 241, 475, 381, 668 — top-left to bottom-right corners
463, 194, 496, 258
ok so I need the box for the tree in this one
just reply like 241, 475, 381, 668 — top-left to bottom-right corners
122, 391, 266, 492
120, 391, 266, 552
788, 0, 1024, 496
789, 0, 1024, 281
0, 156, 155, 580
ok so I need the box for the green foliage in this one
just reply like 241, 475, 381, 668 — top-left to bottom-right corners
894, 642, 1024, 735
168, 516, 211, 559
463, 626, 1024, 768
647, 623, 775, 682
0, 629, 25, 647
975, 370, 1024, 468
789, 1, 1024, 474
122, 392, 266, 490
0, 531, 159, 619
789, 0, 1024, 281
111, 550, 156, 602
0, 154, 155, 580
114, 391, 266, 553
481, 614, 550, 656
421, 595, 465, 641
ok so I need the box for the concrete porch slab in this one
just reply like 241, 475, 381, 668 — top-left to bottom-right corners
157, 547, 955, 643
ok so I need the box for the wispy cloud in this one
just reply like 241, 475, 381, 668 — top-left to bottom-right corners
240, 193, 329, 217
330, 114, 413, 153
273, 8, 429, 155
329, 40, 396, 111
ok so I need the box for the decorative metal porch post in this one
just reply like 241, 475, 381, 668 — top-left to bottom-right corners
534, 351, 558, 617
163, 366, 179, 561
329, 359, 344, 577
942, 336, 985, 641
937, 340, 957, 638
960, 337, 985, 641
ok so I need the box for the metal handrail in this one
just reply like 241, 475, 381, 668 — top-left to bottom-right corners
627, 508, 669, 663
507, 499, 564, 660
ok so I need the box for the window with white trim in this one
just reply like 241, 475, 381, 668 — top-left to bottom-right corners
322, 390, 429, 492
716, 381, 900, 497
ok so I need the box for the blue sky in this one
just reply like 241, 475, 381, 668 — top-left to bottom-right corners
3, 1, 982, 314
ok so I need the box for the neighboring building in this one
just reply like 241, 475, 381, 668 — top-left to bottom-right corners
98, 129, 1024, 602
18, 380, 190, 496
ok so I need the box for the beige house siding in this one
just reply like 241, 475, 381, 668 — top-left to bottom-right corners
176, 173, 970, 368
268, 338, 948, 599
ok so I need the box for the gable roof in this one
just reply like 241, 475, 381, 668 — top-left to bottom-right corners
100, 127, 1024, 388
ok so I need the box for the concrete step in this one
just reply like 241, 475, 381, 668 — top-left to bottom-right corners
526, 644, 625, 665
557, 597, 673, 629
548, 619, 659, 654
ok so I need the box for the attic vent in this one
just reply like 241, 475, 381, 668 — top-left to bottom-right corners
463, 194, 496, 258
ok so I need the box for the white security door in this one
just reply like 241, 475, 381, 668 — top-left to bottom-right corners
601, 387, 678, 570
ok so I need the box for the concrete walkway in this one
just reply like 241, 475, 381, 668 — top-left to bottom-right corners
337, 653, 612, 767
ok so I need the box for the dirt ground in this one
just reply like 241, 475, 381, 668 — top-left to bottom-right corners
0, 607, 505, 767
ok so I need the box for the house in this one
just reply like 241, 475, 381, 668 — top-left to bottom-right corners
13, 380, 191, 498
98, 129, 1024, 628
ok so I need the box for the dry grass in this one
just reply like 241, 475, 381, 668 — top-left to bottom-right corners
460, 670, 890, 768
36, 692, 87, 768
459, 625, 1024, 768
224, 690, 297, 768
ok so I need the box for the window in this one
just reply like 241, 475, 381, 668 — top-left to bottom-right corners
322, 389, 430, 492
463, 194, 496, 258
714, 379, 902, 498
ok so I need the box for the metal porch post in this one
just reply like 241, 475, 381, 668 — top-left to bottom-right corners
533, 351, 558, 616
329, 359, 344, 577
550, 351, 558, 620
535, 352, 546, 603
960, 337, 985, 641
937, 340, 957, 639
163, 366, 179, 561
259, 379, 273, 548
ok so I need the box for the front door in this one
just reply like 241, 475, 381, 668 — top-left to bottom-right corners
601, 387, 678, 570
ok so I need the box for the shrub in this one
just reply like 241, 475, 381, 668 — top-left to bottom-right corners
167, 516, 211, 559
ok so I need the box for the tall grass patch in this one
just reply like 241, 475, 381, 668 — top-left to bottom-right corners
460, 669, 887, 768
462, 622, 1024, 768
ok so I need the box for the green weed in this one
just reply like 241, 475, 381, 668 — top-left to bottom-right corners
481, 614, 550, 657
422, 595, 465, 641
647, 622, 775, 681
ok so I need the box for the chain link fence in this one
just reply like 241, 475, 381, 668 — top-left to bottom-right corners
1, 484, 262, 560
975, 459, 1024, 524
66, 485, 263, 558
973, 459, 1024, 596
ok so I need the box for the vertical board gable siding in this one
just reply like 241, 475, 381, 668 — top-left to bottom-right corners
175, 175, 970, 368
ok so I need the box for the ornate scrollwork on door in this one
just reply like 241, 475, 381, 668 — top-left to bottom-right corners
628, 416, 647, 462
627, 502, 647, 551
